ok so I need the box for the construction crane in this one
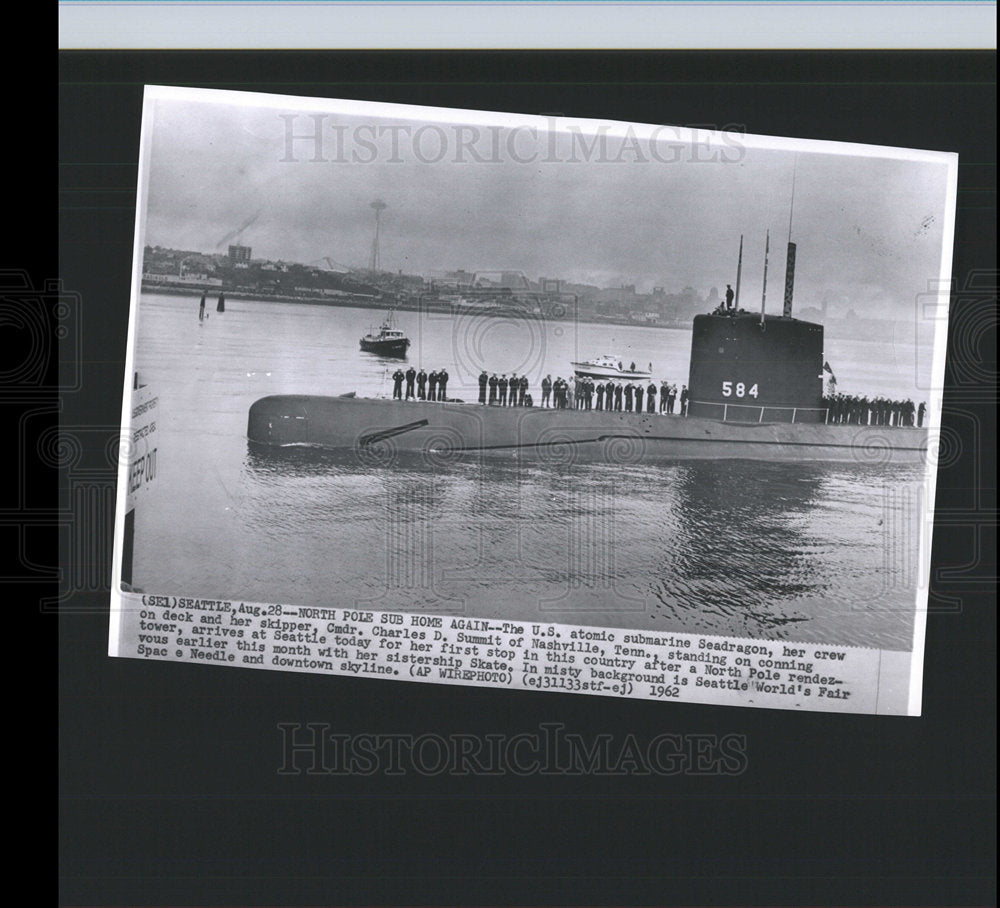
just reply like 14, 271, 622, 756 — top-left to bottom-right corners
215, 211, 261, 250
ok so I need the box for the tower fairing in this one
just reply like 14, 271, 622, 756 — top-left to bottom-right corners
687, 312, 825, 423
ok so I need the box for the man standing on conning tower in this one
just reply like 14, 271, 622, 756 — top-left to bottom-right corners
725, 284, 735, 312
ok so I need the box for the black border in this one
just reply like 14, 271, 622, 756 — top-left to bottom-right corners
57, 51, 996, 906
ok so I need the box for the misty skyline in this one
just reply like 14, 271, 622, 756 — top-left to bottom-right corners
142, 91, 953, 319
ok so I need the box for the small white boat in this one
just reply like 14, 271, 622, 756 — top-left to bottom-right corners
570, 355, 652, 381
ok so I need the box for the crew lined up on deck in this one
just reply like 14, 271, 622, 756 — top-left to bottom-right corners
536, 376, 689, 415
823, 394, 924, 427
482, 372, 532, 407
392, 368, 920, 427
391, 367, 449, 401
394, 370, 689, 416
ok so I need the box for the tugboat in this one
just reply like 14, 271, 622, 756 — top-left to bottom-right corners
359, 310, 410, 357
571, 356, 652, 381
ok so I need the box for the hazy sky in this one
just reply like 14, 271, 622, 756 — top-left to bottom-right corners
143, 92, 953, 320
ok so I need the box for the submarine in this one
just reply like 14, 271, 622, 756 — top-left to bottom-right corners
247, 240, 930, 466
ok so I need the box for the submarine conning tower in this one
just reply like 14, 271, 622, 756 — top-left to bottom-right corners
687, 310, 825, 424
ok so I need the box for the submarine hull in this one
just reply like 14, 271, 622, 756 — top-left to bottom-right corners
247, 395, 929, 465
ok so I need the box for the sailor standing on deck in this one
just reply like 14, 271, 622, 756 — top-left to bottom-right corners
498, 374, 508, 406
541, 375, 552, 407
725, 284, 734, 312
614, 383, 623, 412
596, 381, 605, 411
647, 382, 657, 413
392, 369, 404, 400
405, 366, 416, 400
624, 384, 633, 413
510, 374, 518, 406
417, 368, 427, 400
680, 385, 689, 416
519, 375, 528, 406
438, 369, 448, 401
667, 384, 677, 414
427, 370, 438, 401
659, 380, 669, 413
478, 370, 488, 404
635, 384, 644, 413
917, 401, 926, 427
489, 373, 498, 405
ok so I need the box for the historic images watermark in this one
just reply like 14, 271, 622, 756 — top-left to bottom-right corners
279, 114, 747, 166
277, 722, 749, 777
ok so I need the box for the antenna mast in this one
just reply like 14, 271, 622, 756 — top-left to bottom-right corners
760, 230, 770, 326
787, 157, 797, 244
734, 234, 743, 310
783, 157, 798, 318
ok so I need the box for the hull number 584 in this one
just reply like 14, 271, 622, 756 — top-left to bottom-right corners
722, 382, 758, 398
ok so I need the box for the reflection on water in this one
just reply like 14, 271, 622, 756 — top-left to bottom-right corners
238, 446, 919, 649
655, 462, 827, 625
132, 294, 923, 651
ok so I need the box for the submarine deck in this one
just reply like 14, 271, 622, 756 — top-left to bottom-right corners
247, 394, 929, 466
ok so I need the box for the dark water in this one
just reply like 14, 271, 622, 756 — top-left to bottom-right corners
130, 294, 926, 650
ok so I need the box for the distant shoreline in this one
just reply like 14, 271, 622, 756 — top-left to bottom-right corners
141, 283, 917, 343
140, 282, 695, 333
